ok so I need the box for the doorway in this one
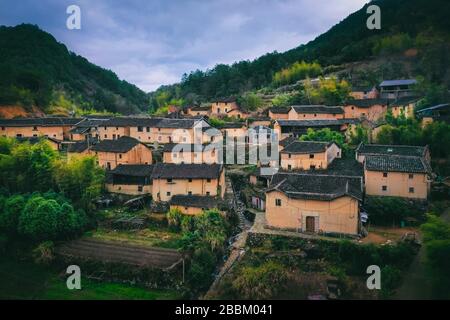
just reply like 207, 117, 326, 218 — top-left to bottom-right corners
305, 216, 315, 233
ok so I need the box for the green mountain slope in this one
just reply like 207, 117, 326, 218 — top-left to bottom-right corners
150, 0, 450, 107
0, 24, 149, 115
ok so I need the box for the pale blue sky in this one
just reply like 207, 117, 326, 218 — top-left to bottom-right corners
0, 0, 368, 91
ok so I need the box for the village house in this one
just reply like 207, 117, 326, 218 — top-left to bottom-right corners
344, 99, 389, 121
150, 118, 211, 144
349, 86, 379, 100
66, 140, 92, 159
150, 163, 225, 202
268, 106, 290, 120
97, 117, 136, 140
389, 96, 420, 118
265, 173, 363, 236
248, 116, 272, 128
0, 117, 83, 140
169, 195, 220, 215
415, 103, 450, 126
280, 141, 341, 171
288, 105, 345, 120
105, 164, 154, 195
225, 108, 249, 119
210, 98, 239, 116
187, 105, 212, 117
162, 143, 221, 164
219, 123, 248, 143
91, 136, 152, 170
379, 79, 417, 99
69, 117, 110, 141
356, 143, 432, 200
16, 136, 61, 151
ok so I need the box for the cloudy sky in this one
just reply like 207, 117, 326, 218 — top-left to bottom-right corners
0, 0, 368, 92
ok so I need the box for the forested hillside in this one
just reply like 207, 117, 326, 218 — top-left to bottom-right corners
150, 0, 450, 108
0, 24, 149, 115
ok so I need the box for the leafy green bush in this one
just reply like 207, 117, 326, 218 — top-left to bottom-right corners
364, 196, 425, 226
32, 241, 55, 265
0, 194, 26, 234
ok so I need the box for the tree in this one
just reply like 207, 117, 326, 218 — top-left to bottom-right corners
0, 194, 26, 234
237, 92, 263, 111
349, 124, 369, 145
300, 128, 347, 151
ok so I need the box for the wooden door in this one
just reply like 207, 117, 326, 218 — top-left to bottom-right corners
306, 216, 315, 233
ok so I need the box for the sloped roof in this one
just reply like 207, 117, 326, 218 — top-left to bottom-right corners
218, 122, 246, 129
151, 163, 223, 179
356, 143, 426, 157
162, 143, 211, 152
416, 103, 450, 114
67, 141, 90, 153
110, 164, 155, 177
281, 141, 334, 154
91, 136, 142, 153
291, 105, 344, 114
346, 99, 390, 108
101, 117, 162, 127
268, 173, 363, 201
170, 195, 218, 209
365, 155, 431, 174
155, 118, 202, 128
0, 117, 83, 127
276, 119, 359, 127
190, 106, 211, 111
380, 79, 417, 87
269, 106, 290, 114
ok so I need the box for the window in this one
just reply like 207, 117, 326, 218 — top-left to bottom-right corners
314, 114, 317, 117
116, 127, 119, 130
138, 186, 143, 192
288, 153, 291, 159
382, 185, 387, 191
188, 178, 192, 182
206, 192, 210, 196
167, 178, 173, 183
207, 178, 211, 183
137, 126, 143, 132
166, 192, 171, 196
104, 134, 107, 138
309, 154, 314, 159
1, 127, 4, 130
188, 191, 192, 195
119, 154, 122, 159
112, 134, 116, 139
310, 165, 316, 170
33, 126, 37, 131
225, 108, 228, 113
104, 126, 107, 130
409, 187, 415, 193
146, 127, 150, 132
383, 172, 388, 177
351, 106, 354, 110
288, 165, 292, 170
275, 199, 281, 206
409, 174, 414, 179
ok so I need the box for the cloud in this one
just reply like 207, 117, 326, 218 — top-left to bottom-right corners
0, 0, 368, 91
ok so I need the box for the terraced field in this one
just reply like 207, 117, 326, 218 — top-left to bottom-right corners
56, 238, 183, 269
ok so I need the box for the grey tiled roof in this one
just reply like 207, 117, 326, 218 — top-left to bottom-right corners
91, 136, 142, 153
268, 173, 363, 201
365, 155, 431, 174
0, 117, 83, 127
67, 141, 90, 153
356, 143, 426, 157
151, 163, 223, 179
346, 99, 389, 108
110, 164, 155, 177
276, 119, 359, 127
269, 106, 290, 114
170, 195, 218, 209
281, 141, 332, 154
291, 105, 344, 114
380, 79, 417, 87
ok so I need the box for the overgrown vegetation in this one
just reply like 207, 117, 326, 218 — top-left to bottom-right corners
364, 196, 426, 226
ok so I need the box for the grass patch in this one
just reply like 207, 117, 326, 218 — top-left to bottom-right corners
0, 258, 180, 300
84, 226, 182, 249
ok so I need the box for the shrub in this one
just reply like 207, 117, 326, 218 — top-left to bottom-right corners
166, 208, 183, 231
232, 261, 288, 299
0, 194, 26, 234
364, 196, 425, 226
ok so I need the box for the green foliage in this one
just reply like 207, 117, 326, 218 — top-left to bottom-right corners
420, 215, 450, 298
349, 124, 369, 146
303, 77, 351, 105
271, 93, 292, 107
52, 155, 105, 212
299, 128, 348, 152
166, 208, 184, 231
372, 33, 414, 55
186, 247, 217, 291
208, 117, 226, 128
237, 92, 263, 111
231, 261, 288, 299
380, 265, 402, 298
0, 194, 26, 234
272, 61, 322, 86
0, 24, 148, 114
364, 196, 425, 226
18, 193, 87, 241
